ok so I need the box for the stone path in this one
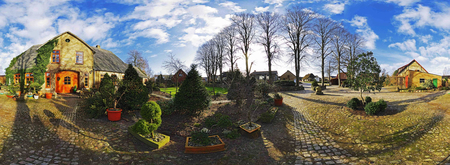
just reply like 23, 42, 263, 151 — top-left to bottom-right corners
283, 90, 356, 165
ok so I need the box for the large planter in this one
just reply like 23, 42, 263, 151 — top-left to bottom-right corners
185, 135, 226, 154
129, 127, 170, 149
6, 95, 14, 98
239, 122, 261, 139
45, 93, 53, 99
274, 98, 283, 106
107, 108, 122, 121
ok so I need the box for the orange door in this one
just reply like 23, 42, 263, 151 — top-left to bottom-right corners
56, 71, 78, 93
405, 75, 409, 88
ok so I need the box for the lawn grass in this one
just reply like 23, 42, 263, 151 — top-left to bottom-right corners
161, 86, 228, 97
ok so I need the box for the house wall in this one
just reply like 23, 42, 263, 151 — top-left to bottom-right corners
280, 72, 295, 81
44, 33, 95, 93
0, 76, 5, 84
94, 71, 125, 88
408, 70, 442, 87
172, 70, 187, 83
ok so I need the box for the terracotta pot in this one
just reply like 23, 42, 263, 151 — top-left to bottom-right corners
46, 93, 53, 99
185, 135, 226, 154
6, 95, 14, 98
107, 108, 122, 121
274, 98, 283, 106
17, 91, 21, 96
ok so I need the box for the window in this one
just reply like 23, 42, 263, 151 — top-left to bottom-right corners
25, 73, 34, 84
52, 50, 60, 63
179, 73, 183, 77
64, 76, 71, 85
84, 73, 88, 88
14, 74, 20, 84
76, 51, 84, 64
45, 72, 50, 88
420, 78, 425, 83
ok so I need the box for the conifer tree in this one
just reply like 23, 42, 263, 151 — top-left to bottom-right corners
118, 64, 149, 111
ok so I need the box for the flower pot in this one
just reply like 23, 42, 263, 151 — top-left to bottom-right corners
129, 127, 170, 149
239, 122, 261, 139
185, 135, 226, 154
274, 98, 283, 106
33, 95, 39, 99
17, 91, 21, 96
107, 108, 122, 121
6, 95, 14, 98
45, 93, 52, 99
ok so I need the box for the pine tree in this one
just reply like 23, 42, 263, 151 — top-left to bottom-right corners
174, 64, 211, 116
118, 64, 149, 111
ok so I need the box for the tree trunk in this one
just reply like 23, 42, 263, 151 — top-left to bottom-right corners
245, 53, 249, 77
268, 58, 272, 84
338, 56, 341, 87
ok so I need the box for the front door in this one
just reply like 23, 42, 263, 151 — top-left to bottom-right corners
433, 78, 438, 88
56, 71, 78, 93
405, 76, 409, 88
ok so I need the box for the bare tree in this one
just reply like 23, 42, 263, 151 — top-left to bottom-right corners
223, 25, 240, 73
232, 13, 255, 77
163, 53, 187, 92
213, 32, 226, 83
345, 33, 365, 79
331, 26, 349, 87
283, 6, 314, 86
313, 17, 339, 86
127, 50, 152, 77
256, 12, 282, 84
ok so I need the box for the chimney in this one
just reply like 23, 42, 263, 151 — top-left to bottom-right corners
96, 45, 101, 49
254, 70, 256, 72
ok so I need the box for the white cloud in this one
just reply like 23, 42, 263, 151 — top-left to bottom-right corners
388, 39, 417, 51
219, 1, 246, 13
394, 5, 450, 36
383, 0, 420, 6
254, 6, 270, 13
164, 50, 173, 53
324, 2, 346, 14
130, 28, 170, 44
264, 0, 286, 5
150, 54, 158, 58
419, 34, 432, 43
348, 15, 379, 50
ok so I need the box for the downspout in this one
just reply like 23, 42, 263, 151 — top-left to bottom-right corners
93, 69, 95, 89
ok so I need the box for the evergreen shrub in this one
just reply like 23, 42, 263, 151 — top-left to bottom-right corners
365, 96, 372, 104
311, 80, 319, 87
174, 64, 210, 116
364, 102, 378, 115
118, 64, 149, 111
132, 119, 151, 135
140, 101, 162, 137
347, 98, 360, 110
217, 115, 233, 128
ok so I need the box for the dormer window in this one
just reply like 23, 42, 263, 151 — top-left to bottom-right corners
52, 50, 60, 63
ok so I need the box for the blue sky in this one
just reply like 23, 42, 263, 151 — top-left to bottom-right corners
0, 0, 450, 77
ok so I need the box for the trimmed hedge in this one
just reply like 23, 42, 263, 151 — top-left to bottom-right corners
365, 96, 372, 104
347, 98, 360, 110
274, 80, 295, 86
364, 99, 387, 115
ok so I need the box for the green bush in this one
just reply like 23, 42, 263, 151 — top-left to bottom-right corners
140, 101, 162, 137
274, 80, 295, 86
225, 129, 240, 139
256, 81, 272, 97
422, 79, 435, 89
347, 98, 360, 110
415, 87, 426, 90
364, 102, 378, 115
260, 108, 278, 123
204, 117, 217, 128
132, 119, 151, 135
153, 87, 160, 91
311, 80, 319, 87
266, 97, 274, 104
377, 99, 387, 111
81, 92, 108, 118
365, 96, 372, 104
145, 80, 154, 94
118, 64, 149, 111
217, 115, 233, 128
191, 131, 211, 145
174, 64, 211, 116
227, 69, 245, 102
156, 99, 175, 116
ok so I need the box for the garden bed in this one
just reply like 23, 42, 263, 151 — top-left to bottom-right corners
185, 135, 225, 154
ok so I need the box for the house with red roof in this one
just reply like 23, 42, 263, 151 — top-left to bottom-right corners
396, 59, 442, 88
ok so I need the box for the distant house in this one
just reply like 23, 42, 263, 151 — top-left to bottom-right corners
396, 59, 442, 88
0, 75, 5, 84
302, 73, 315, 82
172, 69, 187, 84
330, 73, 347, 85
280, 70, 295, 81
250, 70, 278, 82
324, 76, 336, 82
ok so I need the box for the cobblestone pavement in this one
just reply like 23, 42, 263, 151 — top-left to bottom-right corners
283, 89, 356, 165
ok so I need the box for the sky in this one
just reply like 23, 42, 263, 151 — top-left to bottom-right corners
0, 0, 450, 78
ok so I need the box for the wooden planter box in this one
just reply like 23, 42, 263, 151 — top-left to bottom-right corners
185, 135, 226, 154
129, 127, 170, 149
239, 122, 261, 139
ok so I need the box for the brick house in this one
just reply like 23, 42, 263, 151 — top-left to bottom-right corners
250, 70, 278, 82
396, 59, 442, 88
5, 31, 148, 93
330, 73, 347, 85
171, 69, 187, 84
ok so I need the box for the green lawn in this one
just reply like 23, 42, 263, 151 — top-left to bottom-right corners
160, 86, 228, 97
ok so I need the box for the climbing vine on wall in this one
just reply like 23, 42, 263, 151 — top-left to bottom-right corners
4, 52, 24, 85
30, 39, 58, 87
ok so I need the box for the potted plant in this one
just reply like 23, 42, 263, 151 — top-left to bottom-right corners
274, 93, 283, 106
185, 128, 226, 154
239, 99, 262, 139
6, 85, 17, 99
30, 82, 41, 99
129, 101, 169, 148
100, 74, 127, 121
